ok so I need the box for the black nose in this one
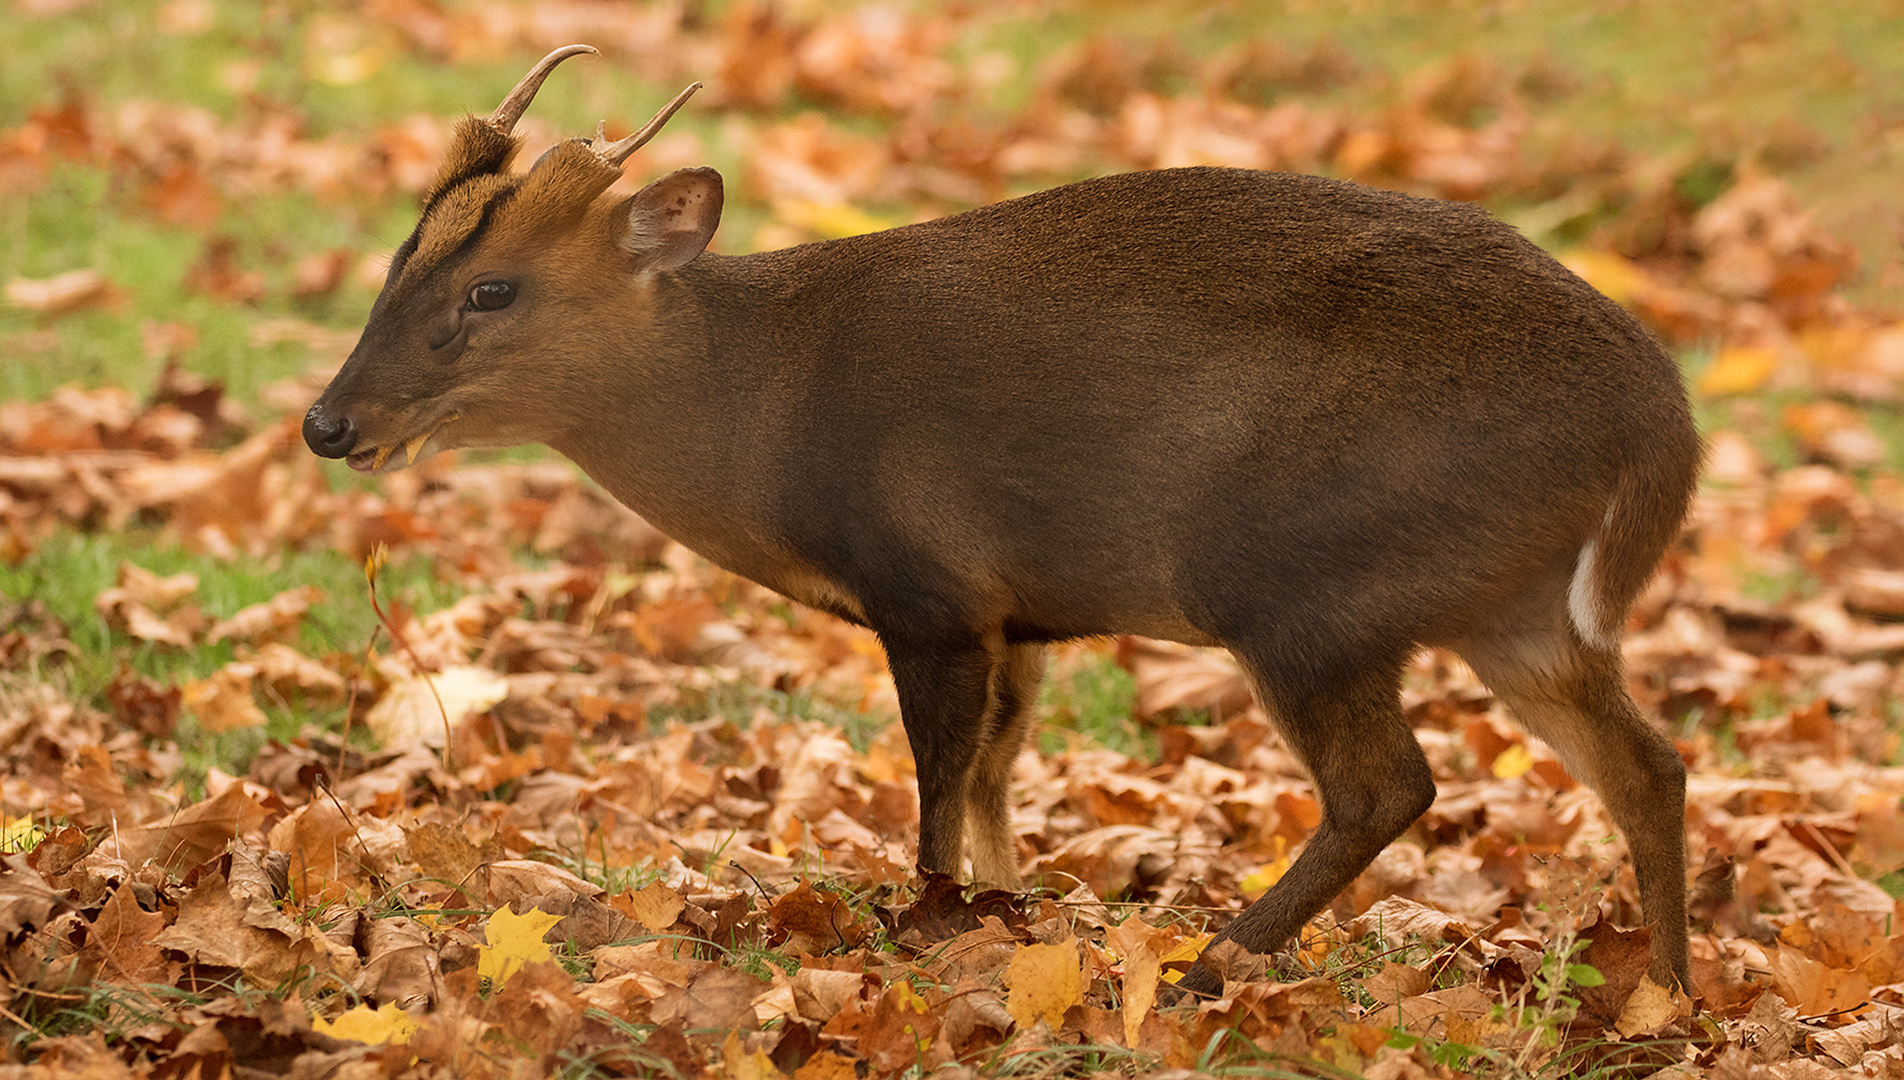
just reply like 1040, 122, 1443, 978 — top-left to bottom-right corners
303, 406, 358, 458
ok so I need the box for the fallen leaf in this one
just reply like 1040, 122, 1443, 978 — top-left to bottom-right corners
5, 268, 114, 315
1005, 939, 1083, 1031
313, 1002, 418, 1045
615, 880, 687, 932
478, 905, 563, 988
365, 665, 508, 747
1699, 345, 1780, 397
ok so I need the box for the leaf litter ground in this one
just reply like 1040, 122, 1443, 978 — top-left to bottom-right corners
3, 2, 1904, 1077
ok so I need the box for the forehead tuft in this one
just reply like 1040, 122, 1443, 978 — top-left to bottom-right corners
392, 140, 626, 292
393, 173, 520, 293
423, 117, 520, 210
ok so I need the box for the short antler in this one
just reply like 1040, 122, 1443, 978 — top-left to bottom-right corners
490, 44, 599, 136
589, 82, 703, 167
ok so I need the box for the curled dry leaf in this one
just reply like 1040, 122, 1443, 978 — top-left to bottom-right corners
135, 781, 268, 872
483, 859, 605, 907
94, 563, 204, 648
148, 871, 318, 986
207, 584, 322, 645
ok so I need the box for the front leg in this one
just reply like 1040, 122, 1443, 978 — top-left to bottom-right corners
880, 631, 999, 876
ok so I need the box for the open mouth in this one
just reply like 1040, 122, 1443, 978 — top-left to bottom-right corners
345, 414, 459, 474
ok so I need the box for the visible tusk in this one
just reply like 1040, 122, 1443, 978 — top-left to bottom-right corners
489, 44, 599, 136
403, 413, 458, 468
371, 445, 395, 471
592, 82, 702, 167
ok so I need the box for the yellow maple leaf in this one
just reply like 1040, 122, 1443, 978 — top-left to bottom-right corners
1006, 939, 1083, 1031
312, 1002, 417, 1045
479, 906, 563, 988
1491, 743, 1535, 780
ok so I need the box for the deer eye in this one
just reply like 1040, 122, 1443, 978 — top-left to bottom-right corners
468, 281, 516, 311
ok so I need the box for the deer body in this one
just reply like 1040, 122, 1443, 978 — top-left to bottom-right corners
305, 49, 1701, 1000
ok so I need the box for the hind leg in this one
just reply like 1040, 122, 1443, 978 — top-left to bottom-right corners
1179, 652, 1435, 998
1454, 610, 1691, 993
965, 644, 1045, 888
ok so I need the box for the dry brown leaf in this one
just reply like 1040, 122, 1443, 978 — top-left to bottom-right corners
365, 665, 508, 747
149, 871, 311, 986
77, 882, 171, 985
207, 584, 321, 645
766, 882, 868, 957
137, 781, 268, 872
614, 880, 688, 932
182, 664, 268, 733
822, 979, 942, 1073
484, 859, 605, 907
790, 969, 871, 1024
652, 965, 768, 1042
5, 268, 115, 315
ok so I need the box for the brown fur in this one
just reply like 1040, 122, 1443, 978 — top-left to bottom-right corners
305, 70, 1701, 1002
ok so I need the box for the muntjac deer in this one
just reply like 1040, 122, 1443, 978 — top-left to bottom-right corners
305, 46, 1701, 999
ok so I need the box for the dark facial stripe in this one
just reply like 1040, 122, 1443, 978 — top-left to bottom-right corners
383, 221, 425, 291
395, 181, 522, 293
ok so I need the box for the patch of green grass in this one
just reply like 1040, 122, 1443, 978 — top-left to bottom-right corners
1038, 654, 1150, 759
1, 526, 465, 696
1877, 869, 1904, 898
650, 679, 893, 752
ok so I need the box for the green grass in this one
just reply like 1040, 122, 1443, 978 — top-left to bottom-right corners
1, 527, 466, 696
1039, 654, 1149, 759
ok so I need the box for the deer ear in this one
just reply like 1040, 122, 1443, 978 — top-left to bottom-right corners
622, 167, 723, 274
